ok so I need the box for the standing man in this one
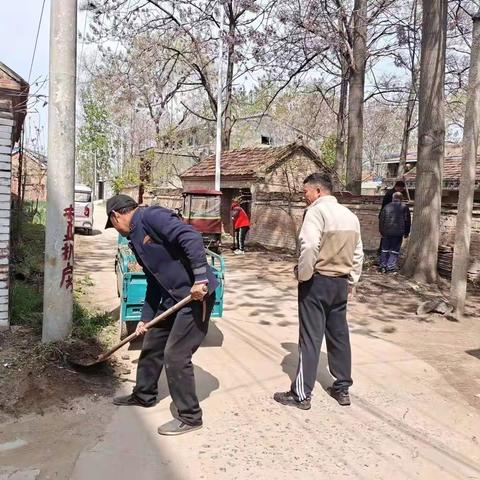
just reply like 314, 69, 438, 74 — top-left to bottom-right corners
274, 173, 363, 410
381, 180, 407, 209
105, 194, 218, 436
378, 191, 411, 273
231, 199, 250, 255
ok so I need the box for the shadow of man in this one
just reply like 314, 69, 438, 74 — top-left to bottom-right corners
280, 341, 334, 392
151, 365, 220, 418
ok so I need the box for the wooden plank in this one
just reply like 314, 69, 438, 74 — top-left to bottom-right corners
0, 185, 10, 194
0, 304, 8, 313
0, 170, 11, 179
0, 161, 12, 171
0, 177, 11, 187
0, 224, 10, 234
0, 210, 10, 218
0, 125, 12, 134
0, 117, 14, 127
0, 146, 11, 155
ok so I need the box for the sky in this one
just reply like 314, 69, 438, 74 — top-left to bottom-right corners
0, 0, 51, 151
0, 0, 89, 153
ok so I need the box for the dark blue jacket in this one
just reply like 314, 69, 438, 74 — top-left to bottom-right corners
127, 206, 218, 321
379, 201, 411, 238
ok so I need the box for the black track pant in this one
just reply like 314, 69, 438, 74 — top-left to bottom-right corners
133, 293, 215, 426
235, 227, 249, 251
291, 274, 352, 400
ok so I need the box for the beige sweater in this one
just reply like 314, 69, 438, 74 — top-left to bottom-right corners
297, 195, 364, 284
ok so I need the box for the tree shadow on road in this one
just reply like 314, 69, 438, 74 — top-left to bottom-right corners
280, 341, 334, 392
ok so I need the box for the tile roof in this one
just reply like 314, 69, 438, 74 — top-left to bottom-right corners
404, 156, 480, 183
181, 142, 330, 178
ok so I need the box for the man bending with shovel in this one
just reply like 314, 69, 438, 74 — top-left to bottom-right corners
105, 194, 217, 436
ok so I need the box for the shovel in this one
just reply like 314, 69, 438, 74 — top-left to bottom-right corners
67, 294, 194, 371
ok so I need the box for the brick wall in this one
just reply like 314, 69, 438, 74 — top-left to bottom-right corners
249, 194, 480, 281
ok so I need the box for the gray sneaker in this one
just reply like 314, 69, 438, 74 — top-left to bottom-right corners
157, 419, 203, 436
273, 391, 311, 410
327, 387, 351, 406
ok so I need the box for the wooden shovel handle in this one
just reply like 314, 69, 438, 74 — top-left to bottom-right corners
97, 295, 193, 362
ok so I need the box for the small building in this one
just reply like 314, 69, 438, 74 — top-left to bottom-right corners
374, 143, 478, 203
180, 142, 340, 249
0, 63, 29, 328
361, 172, 382, 196
11, 148, 47, 202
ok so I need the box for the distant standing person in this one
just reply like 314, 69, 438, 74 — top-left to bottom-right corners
231, 199, 250, 255
381, 180, 407, 209
378, 191, 411, 273
274, 173, 364, 410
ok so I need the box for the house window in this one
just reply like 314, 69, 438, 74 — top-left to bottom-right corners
261, 135, 273, 145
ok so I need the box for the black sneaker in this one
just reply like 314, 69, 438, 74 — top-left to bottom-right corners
273, 391, 311, 410
327, 388, 351, 406
157, 419, 203, 436
113, 394, 155, 408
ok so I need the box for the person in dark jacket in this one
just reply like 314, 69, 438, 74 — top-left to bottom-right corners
105, 194, 218, 436
378, 192, 411, 273
231, 200, 250, 254
381, 180, 407, 209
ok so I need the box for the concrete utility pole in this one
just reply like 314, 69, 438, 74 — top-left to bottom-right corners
43, 0, 78, 342
450, 11, 480, 316
214, 8, 224, 191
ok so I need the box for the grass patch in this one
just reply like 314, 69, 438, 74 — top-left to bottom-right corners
73, 275, 116, 341
10, 205, 116, 344
10, 281, 44, 328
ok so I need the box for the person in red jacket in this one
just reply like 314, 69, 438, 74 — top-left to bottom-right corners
231, 200, 250, 255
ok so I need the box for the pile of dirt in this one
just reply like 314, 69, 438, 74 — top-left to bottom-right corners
0, 327, 118, 421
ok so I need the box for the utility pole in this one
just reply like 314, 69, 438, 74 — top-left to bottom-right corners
450, 11, 480, 316
214, 8, 224, 192
43, 0, 77, 342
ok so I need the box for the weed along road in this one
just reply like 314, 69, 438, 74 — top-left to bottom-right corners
2, 206, 480, 479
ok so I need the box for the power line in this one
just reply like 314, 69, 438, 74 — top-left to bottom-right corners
80, 9, 89, 67
28, 0, 47, 83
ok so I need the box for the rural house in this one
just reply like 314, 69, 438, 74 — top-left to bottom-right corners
180, 142, 340, 250
0, 62, 28, 328
375, 143, 480, 203
11, 148, 47, 202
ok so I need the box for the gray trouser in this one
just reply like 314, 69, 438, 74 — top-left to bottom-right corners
291, 273, 352, 400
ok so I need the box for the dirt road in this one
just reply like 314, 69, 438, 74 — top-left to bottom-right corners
2, 205, 480, 479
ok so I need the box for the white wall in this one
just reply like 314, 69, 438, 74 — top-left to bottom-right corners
0, 111, 13, 328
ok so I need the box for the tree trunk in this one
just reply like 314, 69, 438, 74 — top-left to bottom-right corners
346, 0, 367, 194
335, 55, 349, 180
402, 0, 447, 283
222, 4, 235, 151
398, 81, 417, 177
450, 11, 480, 315
399, 0, 420, 178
